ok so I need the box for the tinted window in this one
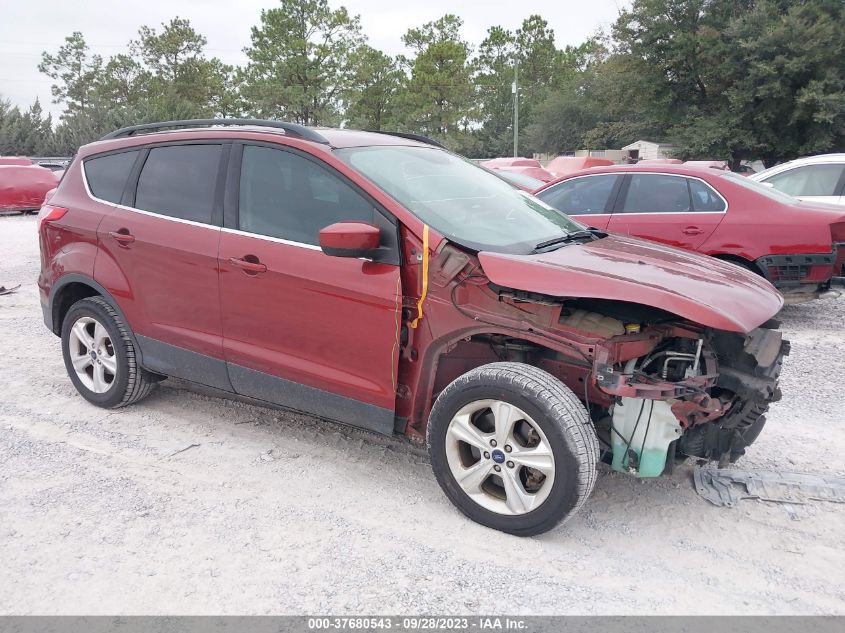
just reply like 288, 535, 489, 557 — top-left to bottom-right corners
85, 150, 139, 203
239, 145, 374, 245
536, 175, 620, 215
622, 174, 690, 213
689, 179, 726, 211
135, 145, 222, 223
763, 164, 845, 197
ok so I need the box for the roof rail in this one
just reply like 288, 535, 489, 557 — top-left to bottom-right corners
369, 131, 446, 149
100, 118, 331, 145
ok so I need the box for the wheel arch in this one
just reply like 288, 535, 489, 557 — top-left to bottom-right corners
49, 274, 144, 365
711, 253, 764, 276
412, 327, 593, 436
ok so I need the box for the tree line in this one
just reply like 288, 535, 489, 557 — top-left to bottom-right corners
1, 0, 844, 167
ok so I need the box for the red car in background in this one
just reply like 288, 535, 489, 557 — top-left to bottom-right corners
0, 156, 34, 166
639, 158, 683, 165
546, 156, 614, 178
534, 164, 845, 302
479, 157, 555, 184
0, 163, 61, 213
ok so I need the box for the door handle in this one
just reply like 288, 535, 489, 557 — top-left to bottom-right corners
229, 256, 267, 274
682, 226, 704, 236
108, 230, 135, 245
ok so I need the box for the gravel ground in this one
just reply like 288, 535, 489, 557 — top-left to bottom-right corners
1, 212, 844, 615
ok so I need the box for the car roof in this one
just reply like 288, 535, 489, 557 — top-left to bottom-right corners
749, 153, 845, 181
778, 153, 845, 165
534, 163, 737, 192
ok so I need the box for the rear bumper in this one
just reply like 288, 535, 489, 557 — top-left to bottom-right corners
756, 249, 838, 288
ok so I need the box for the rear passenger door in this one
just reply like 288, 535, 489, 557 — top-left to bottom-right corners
218, 143, 401, 435
94, 142, 232, 390
606, 173, 726, 250
534, 174, 621, 229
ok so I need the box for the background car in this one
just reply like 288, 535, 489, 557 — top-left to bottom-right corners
684, 160, 730, 171
639, 158, 683, 165
0, 156, 34, 166
485, 168, 545, 191
750, 153, 845, 205
534, 164, 845, 302
479, 157, 555, 183
545, 156, 613, 178
0, 164, 61, 214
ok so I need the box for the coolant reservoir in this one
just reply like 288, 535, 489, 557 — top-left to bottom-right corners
611, 398, 682, 477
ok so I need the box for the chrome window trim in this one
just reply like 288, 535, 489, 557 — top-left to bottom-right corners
81, 156, 220, 232
541, 171, 729, 215
82, 152, 326, 252
219, 226, 322, 251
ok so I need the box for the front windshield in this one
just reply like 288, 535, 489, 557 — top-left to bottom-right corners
494, 170, 544, 191
336, 145, 583, 254
720, 171, 798, 204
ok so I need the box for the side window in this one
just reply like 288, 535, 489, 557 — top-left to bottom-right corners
764, 164, 845, 197
238, 145, 374, 245
622, 174, 690, 213
84, 150, 140, 203
536, 175, 619, 215
689, 179, 726, 211
135, 145, 222, 224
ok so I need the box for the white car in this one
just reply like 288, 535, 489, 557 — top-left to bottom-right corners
750, 153, 845, 205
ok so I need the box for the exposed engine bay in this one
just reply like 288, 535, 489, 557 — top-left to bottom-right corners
427, 284, 789, 477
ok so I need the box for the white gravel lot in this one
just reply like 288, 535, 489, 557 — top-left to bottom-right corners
1, 212, 844, 615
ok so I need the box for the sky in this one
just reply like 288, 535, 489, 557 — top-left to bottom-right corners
0, 0, 629, 118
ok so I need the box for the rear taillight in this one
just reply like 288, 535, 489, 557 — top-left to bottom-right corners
38, 204, 69, 231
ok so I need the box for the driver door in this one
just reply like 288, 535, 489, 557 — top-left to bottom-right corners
218, 143, 402, 434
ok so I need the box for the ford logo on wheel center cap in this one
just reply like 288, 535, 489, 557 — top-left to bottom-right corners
491, 449, 506, 464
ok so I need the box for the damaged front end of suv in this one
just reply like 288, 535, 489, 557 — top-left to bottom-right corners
340, 142, 789, 534
403, 235, 788, 481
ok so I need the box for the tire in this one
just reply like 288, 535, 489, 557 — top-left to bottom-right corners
721, 257, 762, 277
61, 296, 157, 408
427, 362, 599, 536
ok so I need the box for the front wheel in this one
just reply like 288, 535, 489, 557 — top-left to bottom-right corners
427, 362, 599, 536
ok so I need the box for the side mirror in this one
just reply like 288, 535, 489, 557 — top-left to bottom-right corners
761, 182, 775, 188
319, 221, 381, 258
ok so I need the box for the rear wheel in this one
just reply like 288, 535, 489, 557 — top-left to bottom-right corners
719, 256, 762, 277
427, 362, 599, 536
61, 296, 157, 408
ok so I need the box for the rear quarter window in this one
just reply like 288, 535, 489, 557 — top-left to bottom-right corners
84, 150, 140, 204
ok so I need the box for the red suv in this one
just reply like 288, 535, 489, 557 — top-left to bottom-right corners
39, 120, 789, 535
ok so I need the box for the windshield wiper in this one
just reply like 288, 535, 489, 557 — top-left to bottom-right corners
532, 228, 607, 253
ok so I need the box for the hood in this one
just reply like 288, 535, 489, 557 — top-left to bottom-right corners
478, 234, 783, 333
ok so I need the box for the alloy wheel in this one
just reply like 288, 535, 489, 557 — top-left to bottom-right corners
67, 316, 117, 393
444, 399, 556, 515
